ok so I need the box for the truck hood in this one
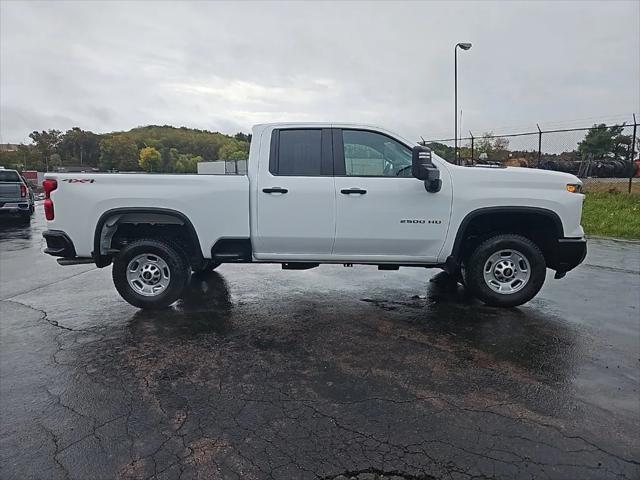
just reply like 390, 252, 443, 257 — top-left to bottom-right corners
444, 163, 581, 188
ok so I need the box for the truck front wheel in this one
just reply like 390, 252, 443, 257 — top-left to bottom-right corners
112, 238, 190, 309
463, 234, 546, 307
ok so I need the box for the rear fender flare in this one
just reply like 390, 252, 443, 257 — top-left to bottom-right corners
93, 207, 203, 267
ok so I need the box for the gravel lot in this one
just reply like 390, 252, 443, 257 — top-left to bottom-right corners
1, 203, 638, 479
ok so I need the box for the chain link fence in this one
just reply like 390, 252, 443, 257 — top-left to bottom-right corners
423, 116, 639, 193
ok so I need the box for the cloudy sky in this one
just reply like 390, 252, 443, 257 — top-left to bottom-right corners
1, 1, 638, 143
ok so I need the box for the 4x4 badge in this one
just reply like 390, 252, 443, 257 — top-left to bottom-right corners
61, 179, 95, 183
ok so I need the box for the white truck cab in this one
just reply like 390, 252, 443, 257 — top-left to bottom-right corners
42, 123, 587, 309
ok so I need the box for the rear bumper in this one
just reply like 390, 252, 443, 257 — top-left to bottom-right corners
43, 230, 77, 258
0, 202, 31, 214
553, 237, 587, 274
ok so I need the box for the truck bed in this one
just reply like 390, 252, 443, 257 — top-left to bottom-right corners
46, 173, 250, 258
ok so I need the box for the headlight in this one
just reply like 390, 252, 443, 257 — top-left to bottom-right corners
566, 183, 583, 193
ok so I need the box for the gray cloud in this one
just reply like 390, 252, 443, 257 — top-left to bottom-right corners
1, 0, 638, 143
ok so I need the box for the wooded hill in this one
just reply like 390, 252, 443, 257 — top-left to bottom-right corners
0, 125, 251, 173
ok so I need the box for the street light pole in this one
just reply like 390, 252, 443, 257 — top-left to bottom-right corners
454, 42, 472, 165
454, 47, 458, 165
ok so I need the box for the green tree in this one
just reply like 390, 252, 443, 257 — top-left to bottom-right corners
49, 153, 62, 169
29, 129, 62, 171
59, 127, 100, 166
17, 144, 35, 170
218, 140, 248, 160
476, 132, 510, 162
227, 150, 247, 160
426, 142, 455, 162
0, 151, 25, 171
99, 136, 139, 171
577, 124, 630, 160
139, 146, 162, 172
0, 144, 44, 171
174, 153, 201, 173
165, 147, 180, 172
234, 132, 251, 143
14, 125, 257, 172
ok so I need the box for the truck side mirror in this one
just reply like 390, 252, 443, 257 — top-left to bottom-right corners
412, 145, 441, 193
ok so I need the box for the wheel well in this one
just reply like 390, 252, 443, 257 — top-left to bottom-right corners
454, 210, 562, 267
94, 210, 203, 268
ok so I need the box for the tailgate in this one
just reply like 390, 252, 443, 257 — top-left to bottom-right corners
0, 183, 20, 200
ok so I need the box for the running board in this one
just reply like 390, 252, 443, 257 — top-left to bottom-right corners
213, 252, 250, 262
57, 257, 95, 266
282, 263, 319, 270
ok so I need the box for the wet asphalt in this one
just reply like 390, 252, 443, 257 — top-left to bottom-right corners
0, 203, 638, 480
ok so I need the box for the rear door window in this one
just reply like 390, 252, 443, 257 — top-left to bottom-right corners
269, 129, 332, 176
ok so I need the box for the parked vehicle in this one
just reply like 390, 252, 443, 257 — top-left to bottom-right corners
42, 123, 587, 309
0, 167, 35, 222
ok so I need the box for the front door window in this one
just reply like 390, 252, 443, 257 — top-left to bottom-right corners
342, 130, 412, 177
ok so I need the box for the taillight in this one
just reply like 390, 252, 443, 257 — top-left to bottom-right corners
43, 179, 57, 197
44, 199, 54, 220
20, 184, 27, 197
43, 179, 57, 221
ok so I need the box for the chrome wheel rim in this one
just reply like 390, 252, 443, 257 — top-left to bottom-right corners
126, 254, 171, 297
483, 249, 531, 295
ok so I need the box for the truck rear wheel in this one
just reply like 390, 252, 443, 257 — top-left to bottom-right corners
463, 234, 546, 307
112, 238, 190, 309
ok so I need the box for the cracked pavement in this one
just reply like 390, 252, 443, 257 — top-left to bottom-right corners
1, 204, 639, 479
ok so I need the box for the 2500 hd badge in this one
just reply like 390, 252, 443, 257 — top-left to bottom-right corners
400, 219, 442, 224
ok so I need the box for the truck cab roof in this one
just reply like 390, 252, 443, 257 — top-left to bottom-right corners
252, 123, 418, 147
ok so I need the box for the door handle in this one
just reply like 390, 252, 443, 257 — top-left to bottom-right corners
340, 188, 367, 195
262, 187, 288, 194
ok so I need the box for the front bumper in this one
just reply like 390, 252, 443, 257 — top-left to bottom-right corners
43, 230, 77, 257
552, 237, 587, 276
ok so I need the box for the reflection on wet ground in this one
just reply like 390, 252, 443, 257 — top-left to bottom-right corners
0, 206, 638, 479
131, 272, 235, 336
0, 216, 34, 248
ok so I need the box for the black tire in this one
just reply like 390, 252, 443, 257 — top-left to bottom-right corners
19, 213, 31, 224
463, 234, 546, 307
112, 238, 190, 309
193, 259, 221, 275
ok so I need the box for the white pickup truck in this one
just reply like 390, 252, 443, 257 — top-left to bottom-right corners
42, 123, 586, 309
